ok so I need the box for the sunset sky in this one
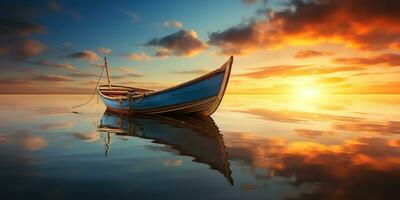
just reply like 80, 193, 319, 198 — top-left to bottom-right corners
1, 0, 400, 94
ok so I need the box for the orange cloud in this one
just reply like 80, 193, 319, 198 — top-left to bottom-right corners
209, 0, 400, 55
30, 74, 72, 82
294, 49, 334, 59
154, 48, 172, 58
236, 65, 363, 79
31, 60, 77, 71
332, 53, 400, 66
125, 52, 150, 61
342, 82, 400, 94
316, 77, 347, 84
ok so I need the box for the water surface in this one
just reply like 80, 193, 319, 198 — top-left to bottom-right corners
0, 95, 399, 199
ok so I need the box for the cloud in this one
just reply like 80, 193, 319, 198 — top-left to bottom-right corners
241, 0, 258, 5
67, 71, 97, 78
164, 20, 183, 28
316, 77, 347, 84
125, 52, 150, 61
4, 39, 46, 60
0, 17, 45, 36
123, 11, 141, 23
236, 65, 364, 79
31, 60, 77, 71
98, 47, 111, 55
47, 1, 81, 19
359, 82, 400, 94
332, 53, 400, 67
0, 1, 48, 37
208, 0, 400, 55
174, 69, 210, 75
208, 21, 263, 55
67, 50, 100, 62
146, 30, 207, 56
117, 67, 144, 77
0, 77, 30, 84
118, 67, 138, 73
0, 2, 50, 60
154, 48, 172, 58
294, 50, 334, 59
30, 74, 72, 82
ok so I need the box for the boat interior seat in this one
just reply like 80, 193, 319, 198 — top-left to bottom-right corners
99, 86, 154, 98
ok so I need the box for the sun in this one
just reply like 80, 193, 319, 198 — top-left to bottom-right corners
297, 87, 320, 99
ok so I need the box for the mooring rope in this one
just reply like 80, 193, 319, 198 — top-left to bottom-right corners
72, 64, 106, 109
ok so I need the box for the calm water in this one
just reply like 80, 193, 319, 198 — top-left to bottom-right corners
0, 95, 399, 199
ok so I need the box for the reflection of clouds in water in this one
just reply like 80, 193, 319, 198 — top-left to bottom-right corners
34, 106, 72, 115
225, 131, 400, 199
0, 134, 7, 143
146, 145, 180, 154
294, 129, 335, 139
236, 108, 362, 123
240, 183, 256, 191
72, 131, 99, 142
164, 160, 182, 167
39, 122, 76, 131
332, 121, 400, 134
317, 104, 346, 111
227, 132, 400, 171
388, 139, 400, 147
286, 182, 324, 199
0, 131, 47, 151
20, 134, 47, 151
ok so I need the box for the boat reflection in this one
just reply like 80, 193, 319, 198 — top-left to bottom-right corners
98, 112, 233, 185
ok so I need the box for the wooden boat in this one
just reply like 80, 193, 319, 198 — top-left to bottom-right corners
97, 56, 233, 116
98, 111, 234, 185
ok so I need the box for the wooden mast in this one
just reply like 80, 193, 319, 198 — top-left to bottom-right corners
104, 57, 111, 89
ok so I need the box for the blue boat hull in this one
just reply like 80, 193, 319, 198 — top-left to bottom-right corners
97, 56, 233, 116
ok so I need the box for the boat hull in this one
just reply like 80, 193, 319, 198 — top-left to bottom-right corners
97, 56, 233, 116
